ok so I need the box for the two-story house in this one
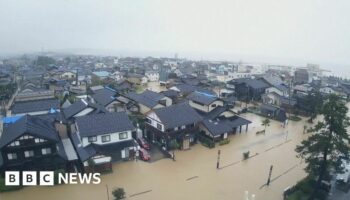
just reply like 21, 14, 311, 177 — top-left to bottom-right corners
73, 112, 137, 162
226, 78, 270, 101
91, 87, 125, 112
145, 103, 202, 150
145, 70, 159, 82
127, 90, 172, 114
187, 91, 224, 113
0, 115, 68, 172
9, 98, 60, 116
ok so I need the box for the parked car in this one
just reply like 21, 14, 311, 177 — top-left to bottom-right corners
139, 148, 151, 161
336, 160, 350, 184
137, 138, 150, 150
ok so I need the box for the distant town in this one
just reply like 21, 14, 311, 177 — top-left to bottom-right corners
0, 53, 350, 200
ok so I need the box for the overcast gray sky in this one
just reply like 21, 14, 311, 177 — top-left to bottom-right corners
1, 0, 350, 67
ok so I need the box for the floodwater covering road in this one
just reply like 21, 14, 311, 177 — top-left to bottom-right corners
0, 112, 313, 200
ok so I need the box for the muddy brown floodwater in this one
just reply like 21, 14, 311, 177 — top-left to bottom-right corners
4, 103, 343, 200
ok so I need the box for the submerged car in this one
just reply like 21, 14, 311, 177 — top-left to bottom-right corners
137, 138, 150, 150
139, 148, 151, 161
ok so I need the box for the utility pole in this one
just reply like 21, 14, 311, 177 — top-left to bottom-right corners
288, 79, 292, 118
216, 150, 221, 169
106, 185, 109, 200
266, 165, 273, 186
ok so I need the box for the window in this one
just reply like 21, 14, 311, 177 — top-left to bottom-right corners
42, 148, 52, 155
156, 123, 162, 130
146, 118, 152, 124
35, 138, 45, 143
88, 136, 97, 143
102, 135, 111, 143
9, 141, 20, 147
7, 153, 17, 160
211, 104, 217, 108
24, 150, 34, 158
119, 132, 128, 140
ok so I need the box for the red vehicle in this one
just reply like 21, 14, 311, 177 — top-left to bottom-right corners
137, 138, 150, 150
139, 148, 151, 161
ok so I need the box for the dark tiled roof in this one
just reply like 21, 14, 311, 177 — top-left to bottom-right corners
174, 84, 196, 94
202, 106, 229, 120
11, 99, 59, 114
174, 84, 216, 96
154, 103, 202, 129
231, 78, 270, 89
260, 104, 279, 112
71, 133, 96, 162
0, 115, 59, 148
161, 90, 180, 98
63, 99, 107, 119
76, 112, 135, 137
187, 91, 218, 105
127, 90, 165, 108
202, 116, 251, 137
92, 88, 117, 106
202, 119, 232, 136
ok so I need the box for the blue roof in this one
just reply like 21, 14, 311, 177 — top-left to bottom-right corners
93, 71, 109, 77
2, 115, 23, 124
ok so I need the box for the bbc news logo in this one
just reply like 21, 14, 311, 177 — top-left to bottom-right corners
5, 171, 101, 186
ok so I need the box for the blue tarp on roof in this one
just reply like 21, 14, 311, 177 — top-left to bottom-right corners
2, 115, 23, 124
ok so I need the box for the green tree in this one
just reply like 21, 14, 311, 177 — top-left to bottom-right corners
308, 91, 323, 122
112, 188, 126, 200
261, 118, 270, 131
295, 94, 350, 200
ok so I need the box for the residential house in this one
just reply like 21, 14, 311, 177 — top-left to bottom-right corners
145, 70, 159, 82
199, 116, 251, 141
91, 87, 125, 112
145, 103, 202, 150
9, 98, 60, 116
92, 71, 110, 80
0, 115, 68, 172
260, 104, 287, 122
187, 91, 224, 113
62, 99, 108, 123
127, 73, 148, 85
127, 90, 172, 114
294, 68, 311, 84
227, 78, 270, 101
60, 71, 76, 80
73, 112, 136, 163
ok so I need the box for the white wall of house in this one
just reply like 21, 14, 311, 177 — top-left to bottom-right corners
146, 112, 165, 132
106, 101, 124, 112
266, 87, 287, 97
81, 130, 133, 147
139, 103, 165, 115
189, 100, 223, 113
161, 96, 172, 107
73, 108, 94, 118
145, 72, 159, 82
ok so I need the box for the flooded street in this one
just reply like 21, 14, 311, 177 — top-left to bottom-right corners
0, 112, 312, 200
